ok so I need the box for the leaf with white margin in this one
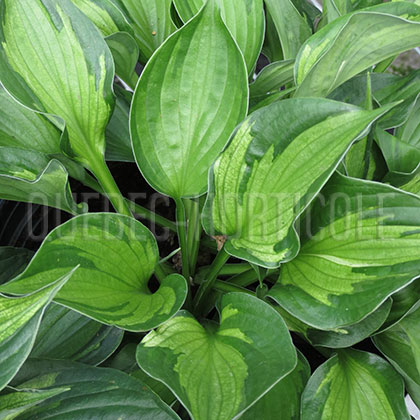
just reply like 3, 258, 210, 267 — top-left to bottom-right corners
118, 0, 176, 62
0, 213, 188, 331
202, 98, 395, 268
269, 173, 420, 329
240, 350, 310, 420
0, 148, 86, 215
136, 293, 297, 420
173, 0, 264, 74
0, 273, 72, 391
301, 349, 410, 420
10, 359, 180, 420
374, 306, 420, 407
1, 0, 114, 167
130, 0, 248, 199
295, 3, 420, 98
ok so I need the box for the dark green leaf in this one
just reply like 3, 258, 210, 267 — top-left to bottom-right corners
0, 213, 188, 331
0, 247, 33, 285
137, 293, 297, 420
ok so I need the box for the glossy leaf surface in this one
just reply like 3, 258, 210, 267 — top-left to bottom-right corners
31, 303, 123, 365
131, 0, 248, 198
295, 3, 420, 97
203, 98, 393, 267
0, 213, 187, 331
136, 293, 296, 420
301, 349, 410, 420
174, 0, 264, 73
10, 359, 180, 419
1, 0, 115, 166
0, 275, 70, 391
269, 174, 420, 329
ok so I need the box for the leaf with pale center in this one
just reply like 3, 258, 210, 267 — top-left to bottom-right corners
136, 293, 297, 420
269, 173, 420, 329
301, 349, 410, 420
0, 213, 187, 331
202, 98, 394, 267
130, 0, 248, 198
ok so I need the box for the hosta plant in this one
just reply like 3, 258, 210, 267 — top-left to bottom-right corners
0, 0, 420, 418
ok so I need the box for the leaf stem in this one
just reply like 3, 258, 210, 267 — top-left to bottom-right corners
186, 198, 201, 275
193, 246, 230, 315
88, 157, 131, 217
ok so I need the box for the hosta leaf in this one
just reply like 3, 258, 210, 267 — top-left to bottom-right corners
396, 99, 420, 147
30, 303, 123, 365
0, 148, 86, 215
136, 293, 297, 420
323, 0, 382, 22
0, 213, 188, 331
374, 306, 420, 407
0, 388, 69, 420
0, 0, 115, 167
105, 86, 135, 162
0, 274, 71, 391
10, 359, 180, 420
301, 349, 410, 420
305, 299, 392, 348
0, 247, 33, 285
295, 3, 420, 98
269, 173, 420, 329
202, 98, 393, 268
240, 350, 310, 420
174, 0, 264, 73
264, 0, 312, 60
131, 0, 248, 199
249, 59, 295, 108
118, 0, 176, 62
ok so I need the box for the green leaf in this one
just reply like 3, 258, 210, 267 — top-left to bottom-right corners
269, 173, 420, 329
0, 247, 33, 285
264, 0, 312, 60
1, 0, 115, 167
301, 349, 410, 420
130, 0, 248, 199
136, 293, 297, 420
0, 213, 188, 331
249, 59, 295, 108
240, 350, 310, 420
202, 98, 394, 268
105, 86, 135, 162
396, 98, 420, 147
174, 0, 264, 73
118, 0, 176, 62
10, 359, 180, 419
0, 148, 86, 215
0, 388, 69, 420
305, 299, 392, 348
0, 273, 72, 391
30, 303, 123, 365
374, 306, 420, 407
295, 3, 420, 98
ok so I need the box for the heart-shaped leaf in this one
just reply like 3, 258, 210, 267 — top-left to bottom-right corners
264, 0, 312, 60
118, 0, 176, 62
174, 0, 264, 73
0, 213, 188, 331
0, 273, 71, 391
1, 0, 114, 168
374, 306, 420, 407
31, 303, 123, 365
269, 173, 420, 329
240, 350, 310, 420
131, 0, 248, 199
295, 3, 420, 98
10, 359, 180, 420
202, 98, 394, 267
0, 148, 86, 215
301, 349, 410, 420
136, 293, 297, 420
0, 247, 33, 285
